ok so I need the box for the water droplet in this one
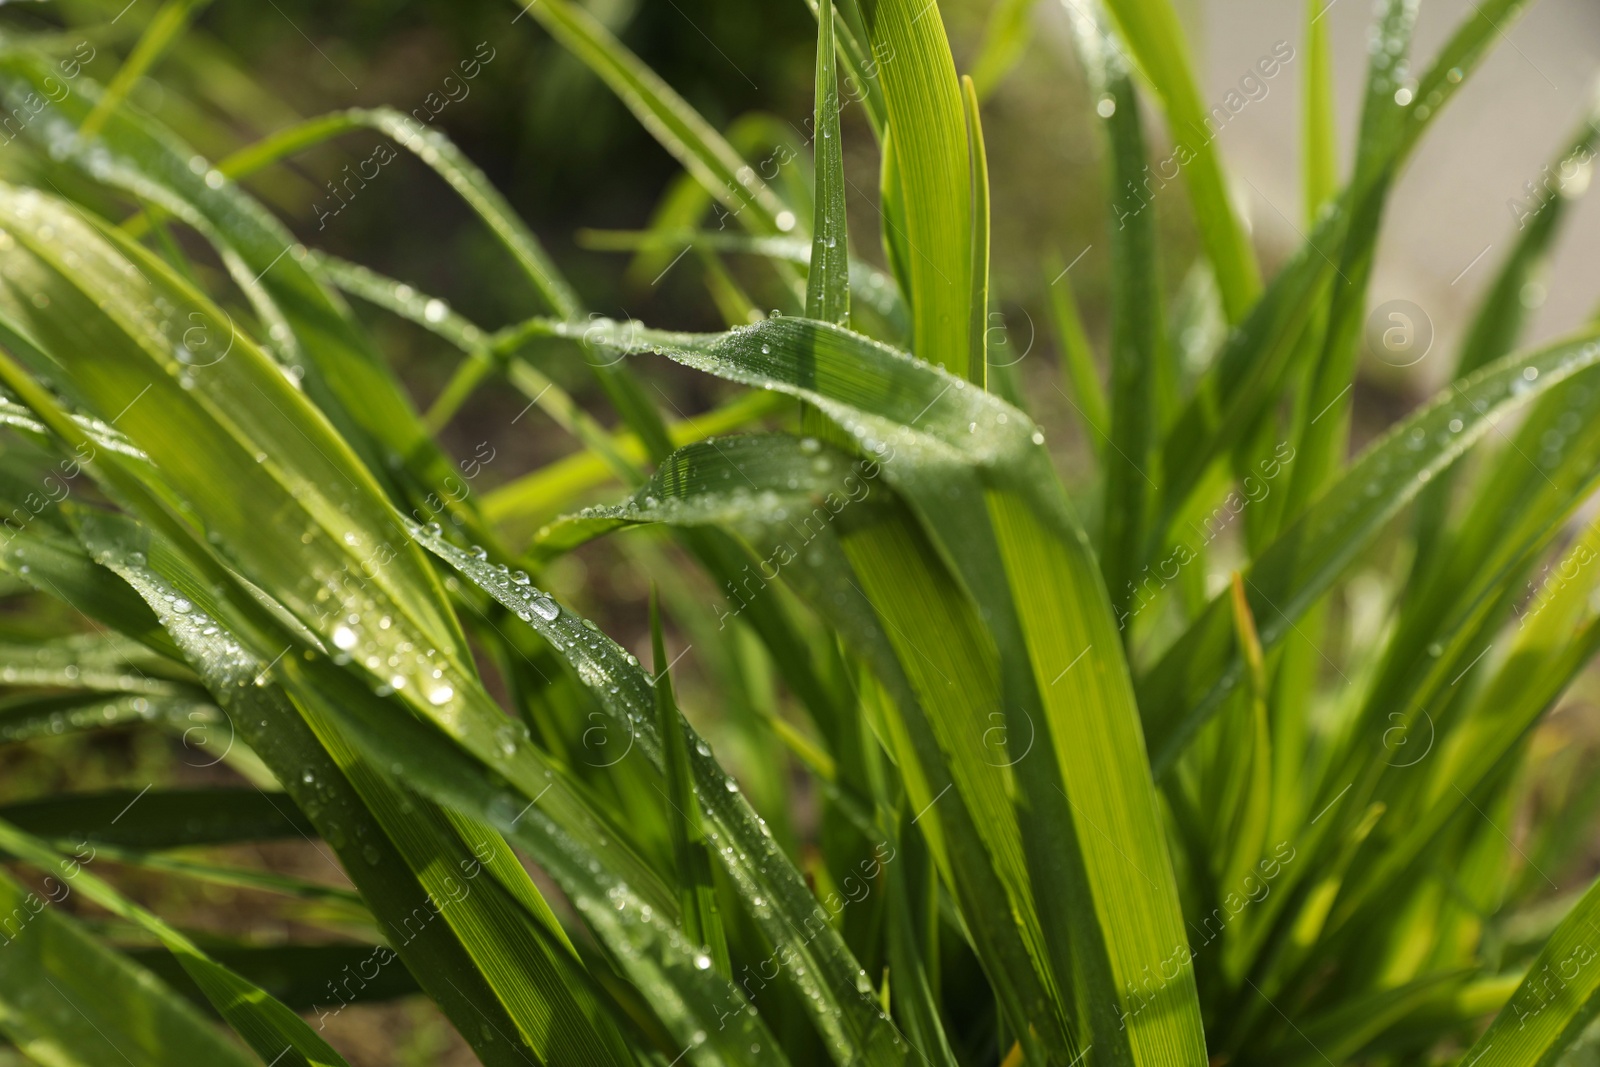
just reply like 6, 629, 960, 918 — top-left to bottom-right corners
424, 298, 448, 323
1096, 94, 1116, 118
171, 598, 192, 613
693, 953, 712, 970
428, 685, 454, 705
332, 625, 358, 651
531, 596, 560, 621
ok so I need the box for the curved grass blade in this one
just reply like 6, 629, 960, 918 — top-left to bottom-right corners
0, 866, 257, 1067
0, 816, 353, 1067
0, 215, 644, 1063
551, 313, 1211, 1066
0, 56, 477, 534
533, 433, 1074, 1063
220, 108, 582, 318
78, 520, 640, 1067
410, 522, 908, 1066
1458, 874, 1600, 1066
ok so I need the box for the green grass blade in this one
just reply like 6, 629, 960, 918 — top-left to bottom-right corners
1409, 98, 1600, 576
0, 789, 315, 849
649, 594, 731, 978
0, 866, 257, 1067
1066, 2, 1163, 622
1154, 0, 1532, 532
1043, 258, 1110, 458
963, 74, 991, 389
1139, 327, 1600, 771
1098, 0, 1261, 321
0, 816, 354, 1067
567, 314, 1210, 1065
808, 2, 851, 327
0, 56, 475, 531
534, 433, 1075, 1062
80, 521, 639, 1067
412, 524, 905, 1066
1303, 0, 1338, 222
1281, 0, 1419, 521
1458, 873, 1600, 1066
970, 0, 1038, 100
858, 0, 974, 379
522, 0, 794, 234
79, 0, 213, 140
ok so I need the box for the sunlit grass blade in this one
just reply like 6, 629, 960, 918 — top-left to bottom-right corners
0, 56, 473, 525
79, 519, 640, 1067
858, 0, 974, 378
1064, 0, 1162, 622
